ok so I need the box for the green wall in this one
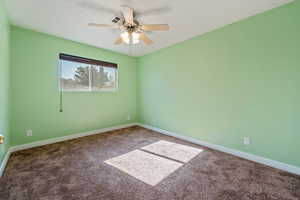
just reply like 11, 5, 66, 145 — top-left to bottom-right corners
137, 1, 300, 167
10, 26, 137, 146
0, 0, 10, 163
3, 1, 300, 170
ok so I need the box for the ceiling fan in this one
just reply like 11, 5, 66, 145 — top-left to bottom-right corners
88, 6, 170, 45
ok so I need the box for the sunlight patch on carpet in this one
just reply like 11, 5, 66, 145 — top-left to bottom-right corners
105, 150, 183, 186
141, 140, 203, 163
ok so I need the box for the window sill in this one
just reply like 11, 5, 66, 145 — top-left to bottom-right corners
61, 89, 118, 93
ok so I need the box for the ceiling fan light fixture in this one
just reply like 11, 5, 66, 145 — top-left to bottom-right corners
89, 6, 169, 45
132, 39, 140, 44
132, 31, 141, 44
121, 31, 130, 44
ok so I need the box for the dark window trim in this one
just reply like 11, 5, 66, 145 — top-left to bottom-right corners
59, 53, 118, 68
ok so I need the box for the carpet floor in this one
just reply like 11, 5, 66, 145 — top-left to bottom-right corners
0, 126, 299, 200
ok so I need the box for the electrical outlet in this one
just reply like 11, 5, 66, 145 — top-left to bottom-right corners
126, 115, 131, 121
244, 137, 251, 145
26, 130, 33, 136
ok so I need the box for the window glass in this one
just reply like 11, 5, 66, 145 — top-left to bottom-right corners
60, 60, 90, 91
60, 60, 117, 92
91, 65, 117, 91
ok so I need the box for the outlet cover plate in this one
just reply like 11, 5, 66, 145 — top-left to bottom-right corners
244, 137, 251, 145
26, 130, 33, 136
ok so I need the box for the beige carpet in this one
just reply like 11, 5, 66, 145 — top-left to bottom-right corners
0, 126, 299, 200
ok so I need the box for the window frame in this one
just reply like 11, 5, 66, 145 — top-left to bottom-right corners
58, 54, 119, 93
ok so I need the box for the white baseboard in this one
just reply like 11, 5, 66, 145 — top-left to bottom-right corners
3, 122, 299, 177
0, 123, 137, 177
0, 149, 11, 177
10, 123, 138, 153
137, 123, 300, 176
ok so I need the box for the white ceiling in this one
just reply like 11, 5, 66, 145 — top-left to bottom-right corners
6, 0, 293, 57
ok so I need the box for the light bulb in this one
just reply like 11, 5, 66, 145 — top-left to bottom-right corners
132, 39, 139, 44
132, 32, 140, 40
132, 32, 140, 44
121, 31, 130, 44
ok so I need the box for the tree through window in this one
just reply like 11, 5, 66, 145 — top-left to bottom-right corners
59, 54, 118, 92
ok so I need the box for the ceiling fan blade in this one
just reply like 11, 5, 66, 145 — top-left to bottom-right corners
88, 23, 120, 29
140, 33, 153, 45
114, 36, 123, 45
121, 6, 134, 25
140, 24, 169, 31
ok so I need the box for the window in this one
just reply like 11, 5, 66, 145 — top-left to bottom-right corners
59, 54, 118, 92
